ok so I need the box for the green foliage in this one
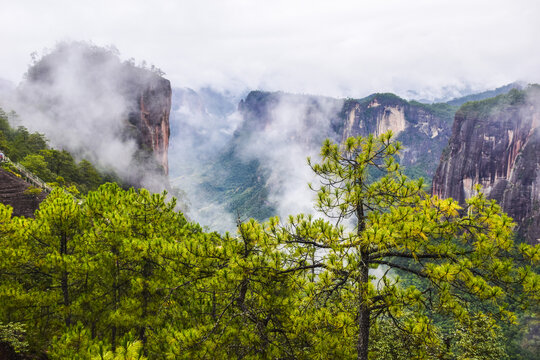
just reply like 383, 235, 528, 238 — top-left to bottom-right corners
453, 314, 509, 360
0, 131, 537, 359
370, 318, 444, 359
458, 87, 529, 117
20, 153, 55, 181
48, 323, 146, 360
0, 322, 28, 354
0, 107, 108, 193
23, 185, 43, 196
409, 101, 458, 124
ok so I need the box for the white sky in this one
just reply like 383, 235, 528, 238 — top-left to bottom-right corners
1, 0, 539, 98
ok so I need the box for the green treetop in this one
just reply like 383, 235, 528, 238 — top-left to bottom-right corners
264, 131, 539, 360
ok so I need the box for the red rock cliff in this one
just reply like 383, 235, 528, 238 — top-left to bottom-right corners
124, 70, 171, 175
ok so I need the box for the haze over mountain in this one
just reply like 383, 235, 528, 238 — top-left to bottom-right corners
1, 1, 539, 99
0, 3, 539, 360
2, 42, 172, 191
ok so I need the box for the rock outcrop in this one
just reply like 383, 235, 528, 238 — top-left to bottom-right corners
337, 93, 454, 179
17, 41, 171, 188
432, 86, 540, 244
204, 91, 456, 221
0, 168, 47, 217
123, 67, 171, 175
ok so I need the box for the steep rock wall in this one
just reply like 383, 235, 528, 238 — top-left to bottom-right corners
432, 87, 540, 244
123, 69, 171, 175
338, 94, 454, 179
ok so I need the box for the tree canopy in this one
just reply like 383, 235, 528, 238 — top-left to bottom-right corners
0, 107, 116, 193
0, 131, 538, 359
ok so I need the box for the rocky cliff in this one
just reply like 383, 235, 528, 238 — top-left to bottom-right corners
337, 93, 455, 179
432, 86, 540, 244
202, 90, 456, 221
122, 66, 171, 175
17, 41, 171, 188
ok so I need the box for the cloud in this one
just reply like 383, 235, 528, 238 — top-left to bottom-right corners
168, 87, 245, 231
168, 89, 344, 229
1, 1, 539, 98
238, 93, 343, 218
4, 41, 169, 191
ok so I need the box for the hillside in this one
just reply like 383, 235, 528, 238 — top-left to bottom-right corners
0, 166, 47, 218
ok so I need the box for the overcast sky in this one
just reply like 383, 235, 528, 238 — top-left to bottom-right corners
1, 0, 539, 99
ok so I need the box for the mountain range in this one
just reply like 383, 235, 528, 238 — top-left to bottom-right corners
0, 42, 537, 244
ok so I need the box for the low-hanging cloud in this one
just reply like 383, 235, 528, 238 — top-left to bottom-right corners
238, 93, 344, 218
168, 87, 245, 232
4, 41, 169, 191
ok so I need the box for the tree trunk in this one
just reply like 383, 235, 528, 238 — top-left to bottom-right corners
111, 247, 119, 351
357, 252, 370, 360
60, 233, 71, 326
356, 199, 370, 360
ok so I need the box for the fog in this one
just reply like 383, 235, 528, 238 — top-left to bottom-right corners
1, 1, 539, 99
168, 87, 245, 231
238, 94, 343, 218
1, 42, 169, 191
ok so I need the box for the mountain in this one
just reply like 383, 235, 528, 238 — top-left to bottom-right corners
445, 82, 525, 107
13, 41, 171, 190
433, 85, 540, 244
197, 90, 457, 223
338, 93, 456, 179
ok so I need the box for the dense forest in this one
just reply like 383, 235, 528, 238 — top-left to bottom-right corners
0, 108, 119, 194
0, 128, 538, 359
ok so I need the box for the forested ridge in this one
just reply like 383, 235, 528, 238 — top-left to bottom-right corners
0, 108, 119, 195
0, 128, 538, 359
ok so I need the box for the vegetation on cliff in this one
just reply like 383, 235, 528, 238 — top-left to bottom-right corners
0, 132, 537, 359
0, 108, 119, 194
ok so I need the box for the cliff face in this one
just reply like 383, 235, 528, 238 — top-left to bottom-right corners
338, 94, 455, 179
18, 42, 171, 187
0, 168, 47, 217
123, 68, 171, 175
432, 87, 540, 244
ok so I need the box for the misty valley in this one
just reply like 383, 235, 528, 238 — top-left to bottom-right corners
0, 42, 538, 360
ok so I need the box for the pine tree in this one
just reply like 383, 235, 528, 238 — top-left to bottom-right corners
265, 132, 539, 360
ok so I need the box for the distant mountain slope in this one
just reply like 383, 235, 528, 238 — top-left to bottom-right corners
200, 90, 456, 222
446, 82, 524, 107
